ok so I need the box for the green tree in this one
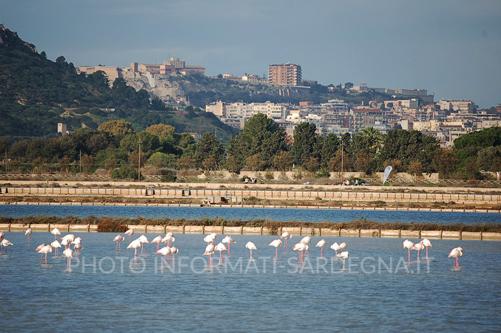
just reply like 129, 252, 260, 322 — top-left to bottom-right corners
292, 123, 318, 167
231, 114, 287, 170
351, 128, 384, 173
432, 148, 458, 178
194, 133, 224, 170
146, 152, 177, 169
145, 124, 175, 143
272, 151, 294, 171
320, 134, 340, 168
98, 120, 134, 138
380, 129, 439, 172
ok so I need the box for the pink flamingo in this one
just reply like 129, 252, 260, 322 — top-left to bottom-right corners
222, 235, 235, 255
151, 235, 163, 250
422, 239, 432, 259
448, 247, 464, 269
293, 242, 307, 264
204, 243, 215, 266
281, 231, 291, 253
245, 241, 257, 259
403, 239, 414, 262
215, 242, 227, 264
412, 241, 425, 261
113, 234, 124, 251
316, 239, 326, 257
269, 239, 282, 259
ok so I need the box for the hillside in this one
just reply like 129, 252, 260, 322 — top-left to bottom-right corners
0, 25, 236, 139
124, 70, 392, 108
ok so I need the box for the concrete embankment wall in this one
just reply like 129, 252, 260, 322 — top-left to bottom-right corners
2, 186, 501, 205
2, 223, 501, 241
0, 201, 499, 213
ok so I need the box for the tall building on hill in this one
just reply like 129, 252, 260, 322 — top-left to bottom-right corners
268, 63, 302, 86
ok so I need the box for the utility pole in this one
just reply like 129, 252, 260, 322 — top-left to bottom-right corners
138, 142, 141, 181
341, 143, 344, 178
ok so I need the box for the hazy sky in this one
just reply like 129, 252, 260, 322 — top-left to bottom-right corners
1, 0, 500, 107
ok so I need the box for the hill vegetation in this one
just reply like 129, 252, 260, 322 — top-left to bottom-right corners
0, 25, 235, 138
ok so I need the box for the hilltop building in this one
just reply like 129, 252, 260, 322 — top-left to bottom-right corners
268, 64, 302, 86
77, 66, 122, 84
130, 57, 205, 76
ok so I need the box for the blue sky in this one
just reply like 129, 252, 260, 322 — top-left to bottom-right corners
1, 0, 500, 107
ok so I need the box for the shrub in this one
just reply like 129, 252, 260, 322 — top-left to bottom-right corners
97, 218, 128, 232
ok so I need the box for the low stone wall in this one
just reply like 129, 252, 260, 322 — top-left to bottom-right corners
2, 223, 500, 241
2, 185, 500, 205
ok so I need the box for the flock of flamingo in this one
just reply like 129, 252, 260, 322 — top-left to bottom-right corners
0, 228, 465, 269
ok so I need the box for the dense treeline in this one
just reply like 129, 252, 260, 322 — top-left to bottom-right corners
1, 115, 500, 180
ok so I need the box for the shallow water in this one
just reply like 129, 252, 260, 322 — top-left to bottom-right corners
0, 233, 500, 332
1, 204, 500, 224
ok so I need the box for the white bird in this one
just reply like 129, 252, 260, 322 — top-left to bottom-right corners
74, 243, 82, 253
293, 242, 308, 262
35, 243, 46, 252
0, 238, 13, 253
316, 239, 326, 257
25, 228, 32, 238
281, 231, 291, 239
280, 231, 291, 251
124, 229, 134, 236
113, 234, 124, 251
300, 236, 311, 245
170, 246, 179, 255
337, 250, 349, 270
61, 238, 70, 248
72, 237, 82, 246
215, 242, 227, 263
63, 248, 73, 271
51, 228, 61, 238
222, 235, 235, 255
330, 242, 347, 253
403, 239, 414, 262
138, 235, 149, 254
63, 248, 73, 258
448, 247, 464, 269
61, 234, 75, 248
204, 243, 215, 266
422, 238, 432, 259
269, 239, 282, 258
157, 246, 171, 256
151, 235, 163, 250
204, 233, 217, 244
162, 233, 175, 246
412, 241, 425, 260
50, 240, 61, 256
127, 238, 142, 257
245, 241, 257, 259
37, 244, 52, 264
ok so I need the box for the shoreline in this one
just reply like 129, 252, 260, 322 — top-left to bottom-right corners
0, 200, 499, 214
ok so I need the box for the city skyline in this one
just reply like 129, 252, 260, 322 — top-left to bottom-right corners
1, 0, 500, 107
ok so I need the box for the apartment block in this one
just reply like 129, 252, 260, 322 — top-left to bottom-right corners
268, 64, 302, 86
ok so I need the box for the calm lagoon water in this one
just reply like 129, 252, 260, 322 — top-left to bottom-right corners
1, 204, 501, 224
1, 232, 501, 332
